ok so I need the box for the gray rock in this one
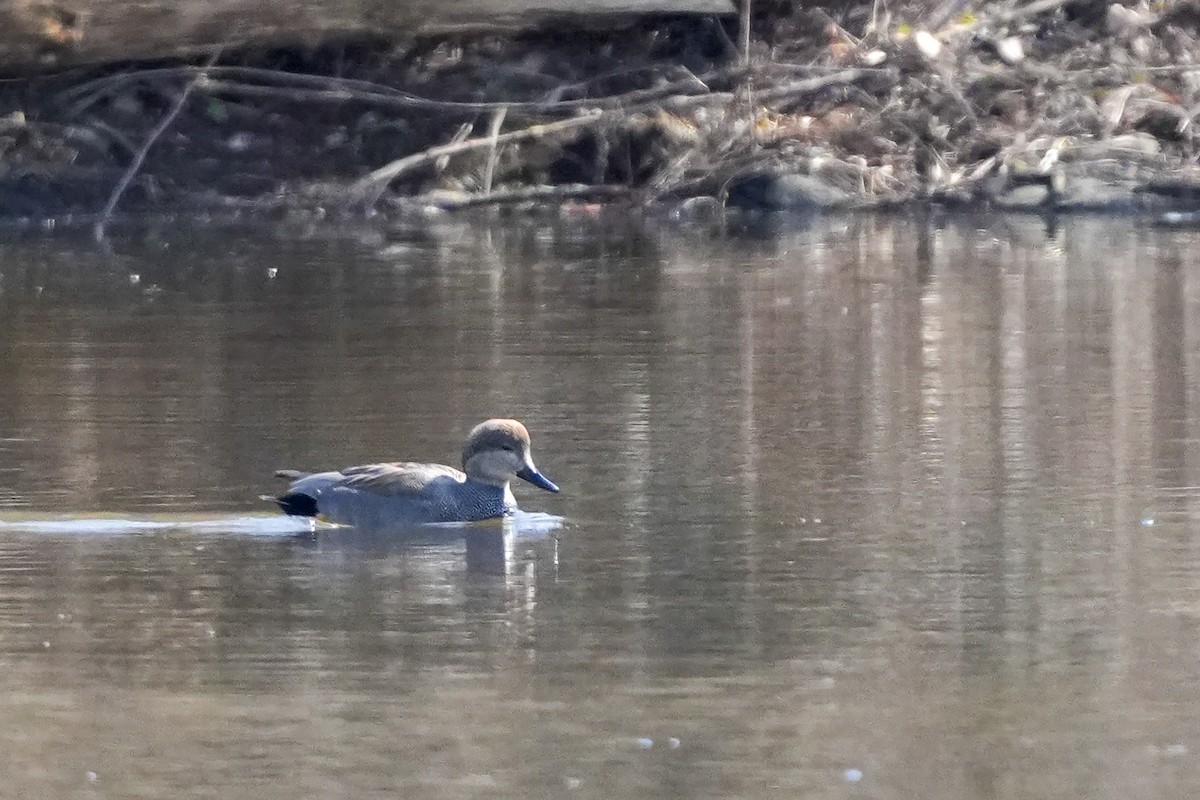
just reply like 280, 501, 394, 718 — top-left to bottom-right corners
670, 195, 721, 222
993, 183, 1052, 210
1054, 177, 1139, 211
1154, 211, 1200, 227
726, 172, 851, 211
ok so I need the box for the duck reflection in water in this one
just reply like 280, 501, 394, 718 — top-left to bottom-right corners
300, 514, 563, 578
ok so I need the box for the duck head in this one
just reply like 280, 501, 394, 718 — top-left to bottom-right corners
462, 419, 559, 493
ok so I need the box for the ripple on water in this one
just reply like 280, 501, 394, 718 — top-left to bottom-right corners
0, 512, 565, 538
0, 515, 318, 537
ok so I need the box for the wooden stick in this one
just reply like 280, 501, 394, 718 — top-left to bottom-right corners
409, 184, 632, 210
64, 64, 724, 117
436, 122, 475, 172
482, 108, 507, 196
194, 73, 717, 115
349, 112, 612, 205
997, 0, 1073, 21
739, 0, 752, 65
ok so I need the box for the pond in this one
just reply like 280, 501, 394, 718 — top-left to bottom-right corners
1, 213, 1199, 799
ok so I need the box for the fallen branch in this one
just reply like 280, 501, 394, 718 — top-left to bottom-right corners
63, 64, 725, 118
995, 0, 1074, 22
747, 69, 880, 104
482, 108, 507, 195
405, 183, 633, 210
196, 72, 721, 116
349, 112, 614, 205
349, 68, 876, 206
739, 0, 751, 65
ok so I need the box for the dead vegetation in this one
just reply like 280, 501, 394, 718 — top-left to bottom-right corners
4, 0, 1200, 226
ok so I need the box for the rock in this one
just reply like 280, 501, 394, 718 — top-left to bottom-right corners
1134, 178, 1200, 213
996, 37, 1024, 64
1133, 104, 1187, 142
1054, 177, 1139, 211
930, 186, 974, 207
725, 172, 852, 211
1155, 211, 1200, 227
419, 189, 475, 209
1107, 2, 1156, 37
913, 30, 942, 59
1098, 133, 1162, 157
993, 183, 1052, 210
670, 195, 721, 222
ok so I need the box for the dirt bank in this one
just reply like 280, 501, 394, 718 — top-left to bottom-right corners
4, 0, 1200, 230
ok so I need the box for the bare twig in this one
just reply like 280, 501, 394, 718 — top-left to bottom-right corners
739, 0, 752, 66
350, 113, 612, 205
808, 7, 863, 46
349, 69, 877, 207
995, 0, 1074, 22
62, 65, 415, 111
436, 123, 475, 172
482, 108, 508, 195
867, 0, 890, 36
93, 49, 221, 242
648, 151, 769, 199
407, 184, 632, 211
63, 64, 729, 118
83, 120, 138, 157
539, 65, 710, 104
194, 73, 720, 116
747, 69, 880, 104
924, 0, 975, 31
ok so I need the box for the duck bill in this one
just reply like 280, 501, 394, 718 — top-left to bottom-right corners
517, 463, 559, 493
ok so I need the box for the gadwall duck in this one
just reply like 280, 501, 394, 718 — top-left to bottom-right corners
272, 419, 559, 526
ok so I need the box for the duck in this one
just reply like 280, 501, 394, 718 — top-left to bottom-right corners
273, 418, 559, 526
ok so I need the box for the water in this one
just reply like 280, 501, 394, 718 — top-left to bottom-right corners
1, 214, 1200, 798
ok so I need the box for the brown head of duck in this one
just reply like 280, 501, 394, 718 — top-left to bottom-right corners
461, 418, 559, 493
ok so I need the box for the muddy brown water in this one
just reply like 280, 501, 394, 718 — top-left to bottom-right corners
1, 214, 1199, 798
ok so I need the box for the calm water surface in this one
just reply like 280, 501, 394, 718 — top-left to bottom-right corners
1, 215, 1200, 798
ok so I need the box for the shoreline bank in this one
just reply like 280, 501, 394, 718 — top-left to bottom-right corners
2, 2, 1200, 228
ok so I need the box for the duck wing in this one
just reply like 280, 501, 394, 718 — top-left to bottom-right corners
337, 462, 466, 496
